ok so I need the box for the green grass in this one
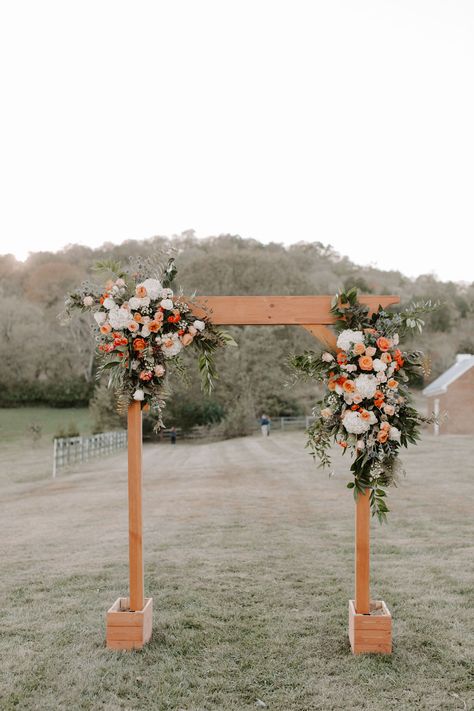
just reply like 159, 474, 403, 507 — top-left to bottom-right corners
0, 432, 473, 710
0, 406, 93, 442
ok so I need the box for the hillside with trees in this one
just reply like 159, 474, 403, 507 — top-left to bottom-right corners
1, 233, 473, 430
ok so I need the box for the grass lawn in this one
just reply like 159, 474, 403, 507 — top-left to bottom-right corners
0, 431, 473, 710
0, 406, 93, 442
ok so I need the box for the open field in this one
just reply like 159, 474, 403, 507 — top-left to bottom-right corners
0, 406, 92, 442
0, 431, 473, 711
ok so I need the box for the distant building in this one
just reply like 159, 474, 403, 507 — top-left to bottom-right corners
423, 354, 474, 435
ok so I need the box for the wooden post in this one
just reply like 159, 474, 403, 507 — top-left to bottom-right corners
355, 488, 370, 614
127, 401, 144, 612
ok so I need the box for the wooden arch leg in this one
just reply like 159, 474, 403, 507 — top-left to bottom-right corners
105, 402, 153, 650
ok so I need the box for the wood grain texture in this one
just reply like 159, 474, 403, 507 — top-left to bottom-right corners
190, 295, 400, 325
106, 597, 153, 650
355, 488, 370, 614
128, 402, 144, 612
348, 600, 392, 655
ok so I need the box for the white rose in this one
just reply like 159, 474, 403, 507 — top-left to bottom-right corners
193, 320, 205, 332
94, 311, 106, 325
389, 426, 401, 441
161, 288, 174, 298
376, 372, 387, 383
160, 298, 174, 310
322, 352, 334, 362
393, 333, 399, 345
83, 295, 94, 307
356, 440, 365, 450
373, 359, 387, 372
141, 326, 150, 337
133, 389, 144, 401
103, 297, 116, 310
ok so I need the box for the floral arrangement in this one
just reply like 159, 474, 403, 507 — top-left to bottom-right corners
291, 288, 436, 521
64, 254, 234, 429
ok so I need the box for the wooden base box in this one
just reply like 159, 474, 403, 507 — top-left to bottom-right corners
106, 597, 153, 650
348, 599, 392, 655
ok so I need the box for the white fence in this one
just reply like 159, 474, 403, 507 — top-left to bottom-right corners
263, 416, 315, 430
52, 430, 127, 478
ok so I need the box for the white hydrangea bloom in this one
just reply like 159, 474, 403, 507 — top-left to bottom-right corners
336, 329, 364, 352
342, 411, 371, 435
109, 307, 132, 330
389, 426, 401, 441
373, 358, 387, 372
354, 374, 378, 400
140, 278, 162, 300
94, 311, 107, 325
129, 296, 151, 310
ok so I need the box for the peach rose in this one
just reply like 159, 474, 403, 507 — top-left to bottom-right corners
381, 421, 390, 431
128, 322, 139, 332
148, 320, 161, 333
365, 346, 376, 357
383, 404, 395, 416
133, 338, 146, 351
376, 337, 392, 352
381, 352, 392, 364
136, 286, 147, 298
387, 379, 398, 389
358, 356, 373, 371
377, 430, 389, 443
100, 323, 111, 334
154, 364, 165, 377
188, 325, 198, 336
353, 342, 366, 356
328, 380, 336, 391
154, 311, 164, 322
133, 313, 142, 322
181, 333, 194, 346
353, 394, 363, 404
321, 407, 332, 419
364, 328, 377, 335
139, 370, 153, 381
343, 380, 355, 393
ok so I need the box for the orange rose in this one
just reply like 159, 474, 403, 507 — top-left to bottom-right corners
376, 337, 391, 352
377, 430, 389, 443
148, 320, 161, 333
374, 390, 385, 401
135, 286, 147, 298
374, 399, 384, 408
387, 379, 398, 389
100, 323, 111, 334
343, 380, 355, 393
337, 352, 348, 365
353, 343, 366, 356
338, 441, 348, 448
328, 379, 336, 391
181, 333, 194, 346
381, 352, 392, 364
358, 356, 373, 371
133, 313, 142, 322
133, 338, 146, 351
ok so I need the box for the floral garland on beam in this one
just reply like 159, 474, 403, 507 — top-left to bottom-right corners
290, 288, 436, 522
64, 255, 234, 429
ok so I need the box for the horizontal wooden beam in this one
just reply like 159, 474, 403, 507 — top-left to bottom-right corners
189, 295, 400, 326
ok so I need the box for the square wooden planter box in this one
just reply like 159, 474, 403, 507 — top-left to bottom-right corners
106, 597, 153, 650
348, 599, 392, 655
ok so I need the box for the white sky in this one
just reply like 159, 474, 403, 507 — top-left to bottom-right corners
0, 1, 473, 282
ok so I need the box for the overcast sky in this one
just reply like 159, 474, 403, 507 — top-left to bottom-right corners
0, 1, 473, 282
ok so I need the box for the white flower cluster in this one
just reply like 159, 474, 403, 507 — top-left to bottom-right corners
336, 329, 364, 352
342, 410, 377, 435
353, 374, 378, 399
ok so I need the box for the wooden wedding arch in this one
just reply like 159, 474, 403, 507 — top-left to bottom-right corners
105, 294, 399, 654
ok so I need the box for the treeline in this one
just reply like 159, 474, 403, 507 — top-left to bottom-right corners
1, 233, 473, 429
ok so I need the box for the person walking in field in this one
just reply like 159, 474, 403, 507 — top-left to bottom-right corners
260, 414, 271, 437
170, 426, 177, 445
